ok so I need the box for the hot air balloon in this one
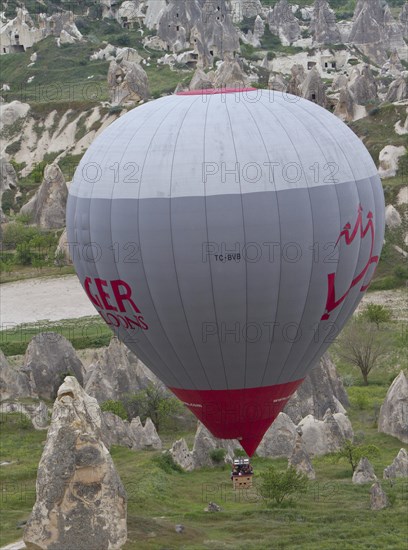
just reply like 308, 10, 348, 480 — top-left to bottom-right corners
67, 88, 385, 456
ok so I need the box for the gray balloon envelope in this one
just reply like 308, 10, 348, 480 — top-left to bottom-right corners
67, 89, 385, 455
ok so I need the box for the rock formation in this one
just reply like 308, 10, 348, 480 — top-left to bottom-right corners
370, 481, 388, 510
108, 58, 150, 105
192, 422, 237, 468
382, 50, 403, 77
117, 0, 144, 28
48, 11, 83, 45
54, 227, 72, 265
378, 146, 407, 179
98, 411, 162, 451
213, 58, 250, 89
288, 430, 316, 479
348, 0, 407, 64
129, 416, 162, 450
91, 44, 142, 64
0, 157, 17, 222
189, 68, 214, 90
268, 0, 301, 46
0, 349, 34, 400
0, 8, 82, 53
378, 371, 408, 444
145, 0, 167, 30
23, 377, 127, 550
156, 0, 239, 66
352, 457, 377, 484
386, 73, 408, 102
334, 85, 355, 122
20, 163, 67, 229
84, 337, 159, 403
297, 408, 353, 457
157, 0, 202, 53
231, 0, 263, 23
383, 448, 408, 479
283, 354, 350, 424
299, 66, 327, 107
401, 3, 408, 39
23, 333, 85, 400
269, 73, 288, 92
348, 65, 378, 105
311, 0, 341, 45
204, 502, 222, 512
0, 100, 30, 132
169, 438, 195, 471
101, 411, 135, 449
287, 64, 306, 96
257, 413, 298, 458
200, 0, 241, 62
30, 400, 49, 430
385, 205, 402, 229
0, 400, 51, 430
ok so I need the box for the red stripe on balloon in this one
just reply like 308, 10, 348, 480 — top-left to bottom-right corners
169, 380, 304, 457
176, 87, 258, 96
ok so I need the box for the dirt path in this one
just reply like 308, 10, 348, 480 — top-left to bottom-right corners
0, 275, 406, 329
0, 275, 96, 327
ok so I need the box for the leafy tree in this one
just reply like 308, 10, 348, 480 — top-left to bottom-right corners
259, 466, 308, 506
123, 382, 184, 431
100, 399, 128, 420
337, 319, 389, 385
54, 249, 67, 269
361, 304, 392, 329
2, 222, 37, 250
32, 257, 46, 271
0, 256, 16, 275
336, 440, 380, 473
15, 243, 33, 265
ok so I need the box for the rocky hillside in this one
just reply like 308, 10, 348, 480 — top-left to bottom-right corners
0, 0, 407, 286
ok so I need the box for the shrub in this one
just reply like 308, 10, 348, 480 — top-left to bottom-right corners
361, 304, 392, 329
18, 415, 32, 430
1, 189, 15, 214
100, 400, 128, 420
152, 452, 183, 474
352, 391, 370, 410
116, 34, 131, 47
341, 373, 354, 387
336, 440, 380, 473
5, 139, 22, 156
2, 222, 38, 250
259, 466, 308, 506
210, 448, 226, 464
16, 243, 33, 265
394, 265, 408, 280
233, 448, 247, 457
108, 105, 123, 115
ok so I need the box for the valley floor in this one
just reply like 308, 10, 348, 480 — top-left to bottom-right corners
1, 273, 406, 328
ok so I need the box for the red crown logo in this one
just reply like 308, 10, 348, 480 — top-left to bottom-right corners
321, 205, 379, 321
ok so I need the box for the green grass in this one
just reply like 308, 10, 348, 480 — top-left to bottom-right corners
0, 316, 112, 355
350, 104, 408, 168
0, 264, 75, 284
0, 37, 110, 104
0, 407, 407, 549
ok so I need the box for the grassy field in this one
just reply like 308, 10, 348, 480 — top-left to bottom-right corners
0, 402, 407, 549
0, 322, 407, 548
0, 316, 112, 356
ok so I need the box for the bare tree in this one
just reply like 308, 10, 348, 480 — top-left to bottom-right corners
337, 320, 389, 385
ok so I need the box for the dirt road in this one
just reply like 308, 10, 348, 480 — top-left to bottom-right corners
0, 275, 96, 327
